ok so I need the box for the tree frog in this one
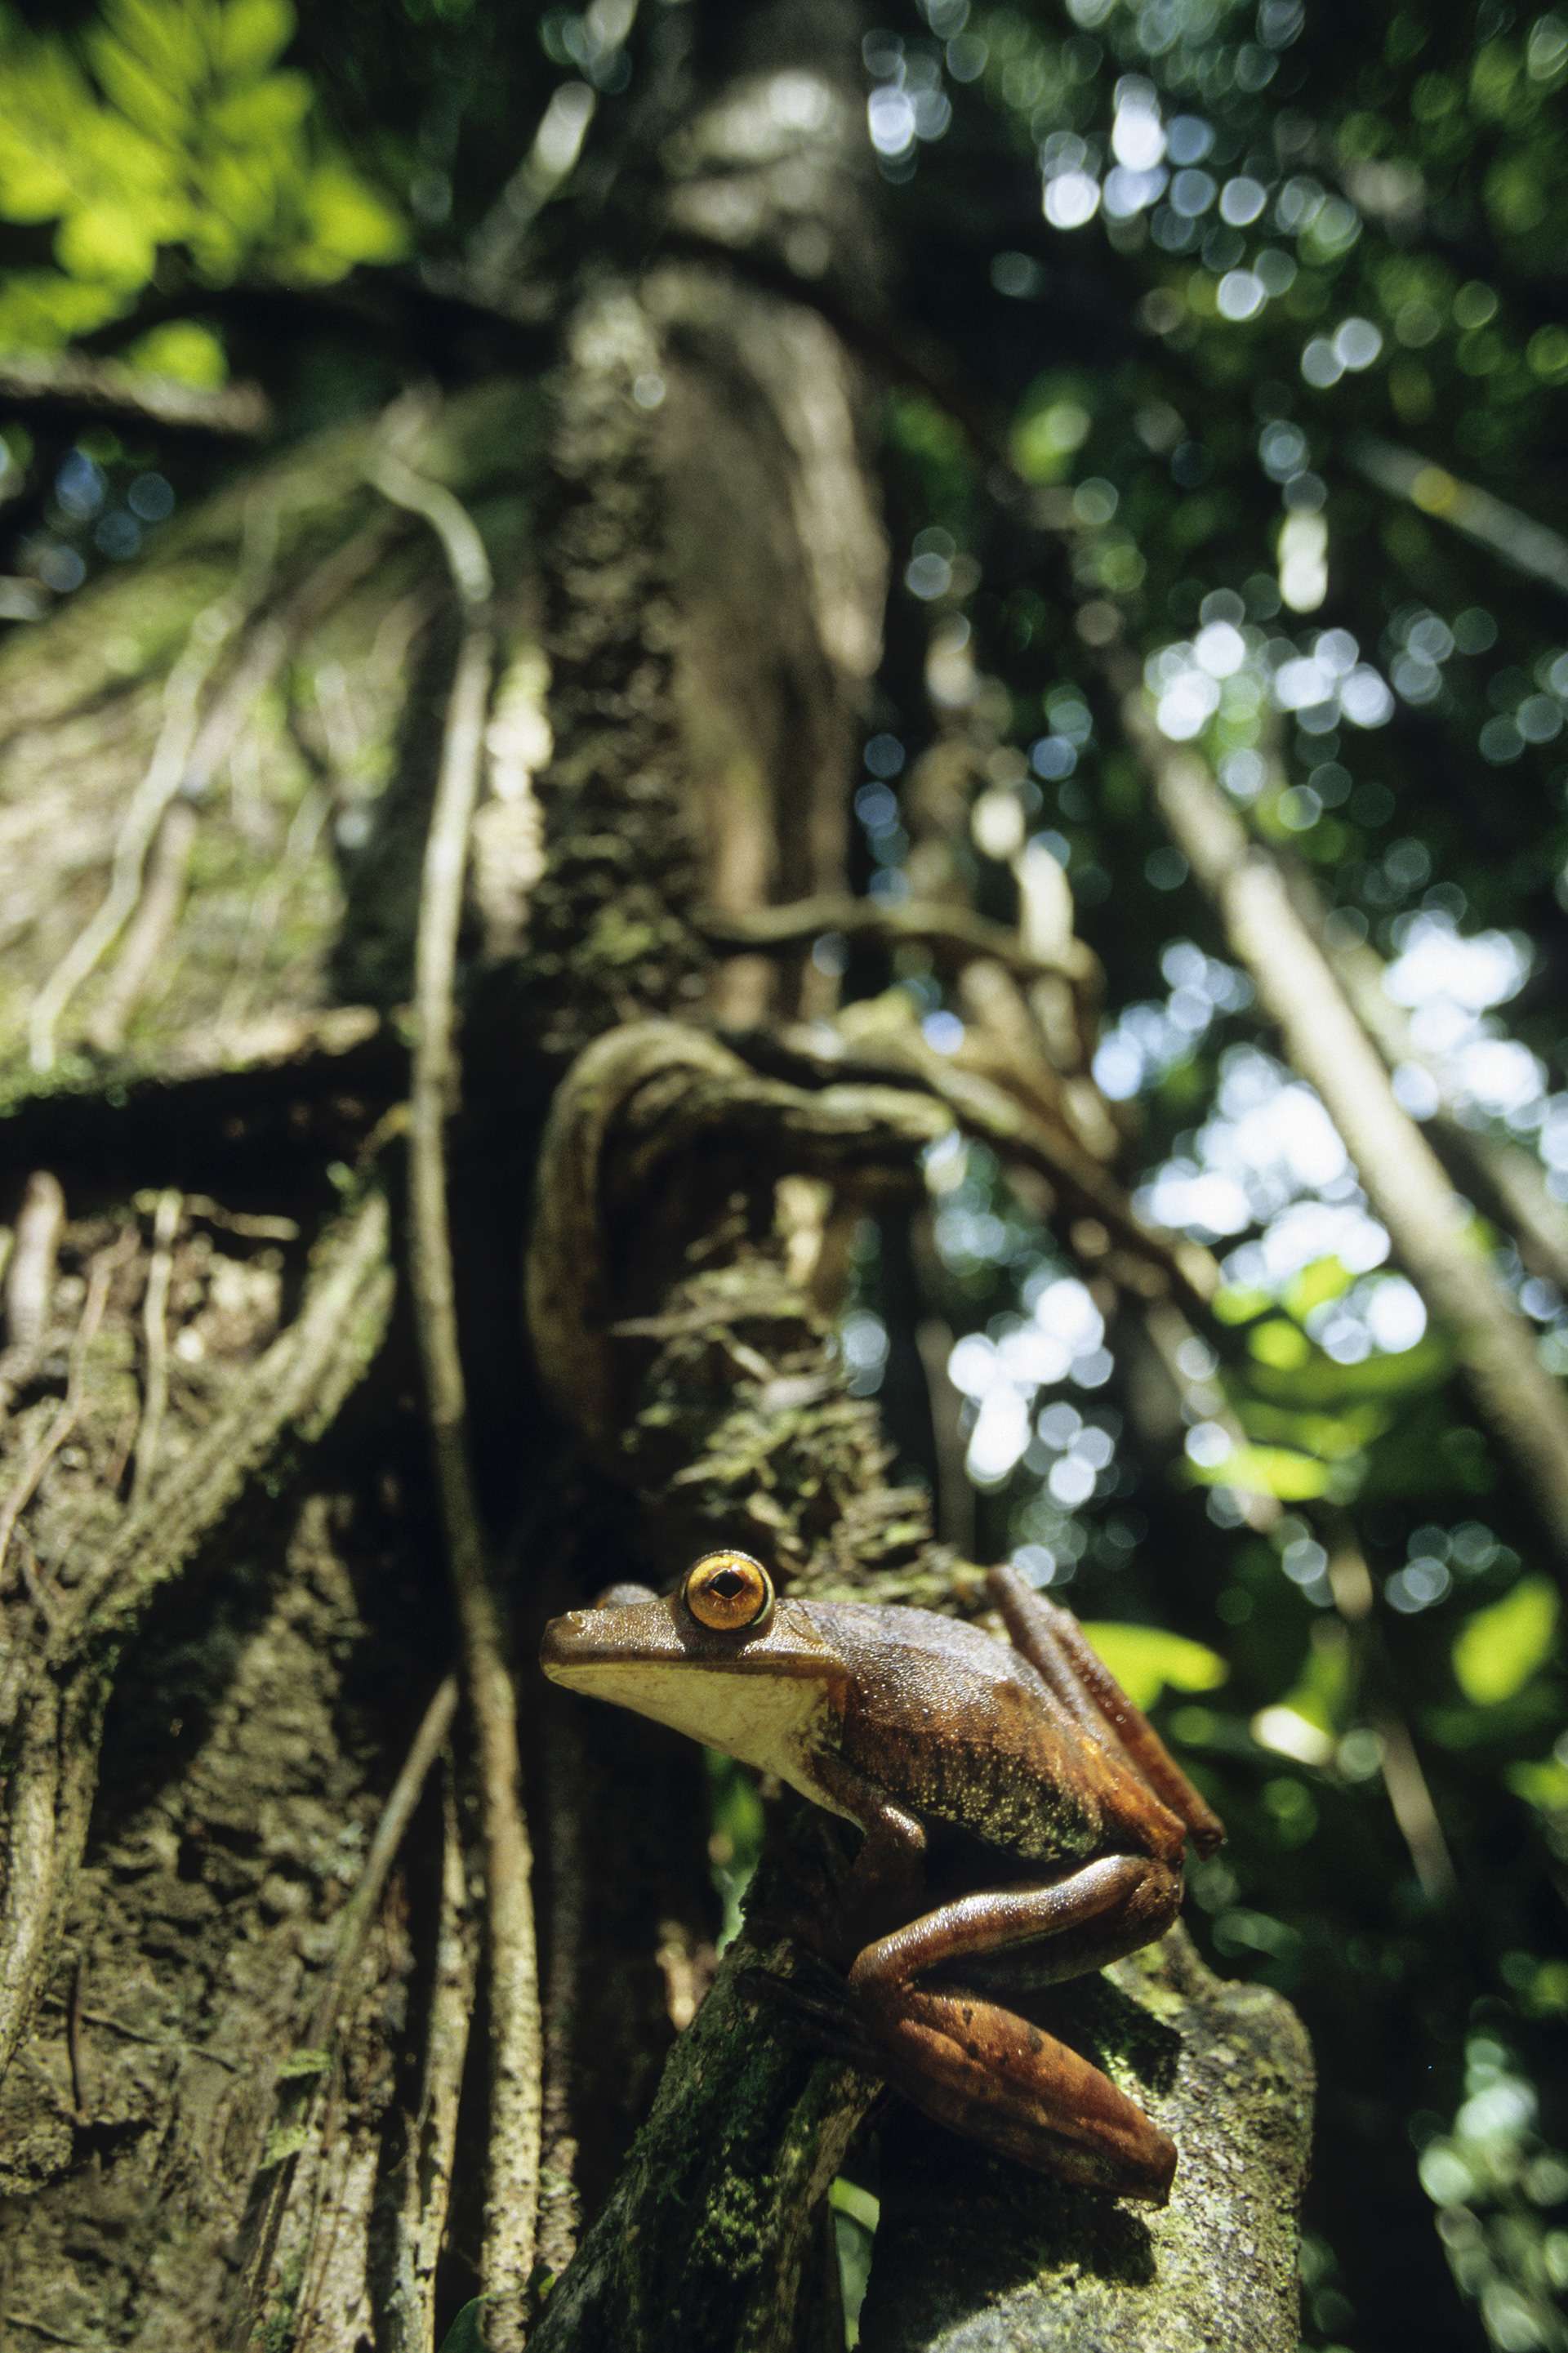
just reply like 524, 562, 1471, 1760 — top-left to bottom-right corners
540, 1550, 1223, 2203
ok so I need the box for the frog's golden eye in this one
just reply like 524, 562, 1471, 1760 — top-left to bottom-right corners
683, 1550, 773, 1633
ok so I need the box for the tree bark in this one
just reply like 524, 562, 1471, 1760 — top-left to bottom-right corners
0, 4, 1313, 2346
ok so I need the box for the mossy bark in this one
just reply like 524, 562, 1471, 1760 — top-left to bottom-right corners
0, 2, 1312, 2346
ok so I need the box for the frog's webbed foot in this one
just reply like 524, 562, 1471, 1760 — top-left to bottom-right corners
854, 1978, 1177, 2204
845, 1853, 1184, 2204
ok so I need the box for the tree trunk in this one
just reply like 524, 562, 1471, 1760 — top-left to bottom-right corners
0, 7, 1312, 2349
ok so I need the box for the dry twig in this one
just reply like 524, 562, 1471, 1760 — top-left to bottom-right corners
0, 1232, 131, 1602
128, 1188, 181, 1510
2, 1171, 65, 1354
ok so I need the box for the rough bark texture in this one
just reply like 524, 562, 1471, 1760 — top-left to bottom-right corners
859, 1931, 1312, 2353
0, 2, 1314, 2346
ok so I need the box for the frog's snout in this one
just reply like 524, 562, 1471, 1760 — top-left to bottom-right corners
539, 1611, 588, 1681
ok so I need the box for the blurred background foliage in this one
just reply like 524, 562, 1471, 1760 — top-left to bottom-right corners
2, 2, 1566, 2348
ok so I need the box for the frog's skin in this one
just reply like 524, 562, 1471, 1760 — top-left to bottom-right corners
540, 1552, 1224, 2204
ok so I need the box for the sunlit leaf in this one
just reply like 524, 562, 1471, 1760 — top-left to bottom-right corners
1214, 1285, 1272, 1325
0, 145, 75, 222
1247, 1337, 1451, 1406
96, 0, 207, 92
299, 158, 408, 273
0, 0, 406, 328
1249, 1317, 1312, 1370
1504, 1757, 1568, 1812
56, 204, 160, 284
1081, 1622, 1227, 1709
1451, 1578, 1558, 1705
87, 31, 189, 135
1285, 1254, 1353, 1320
216, 0, 296, 81
1276, 1626, 1352, 1736
1236, 1399, 1389, 1459
1187, 1442, 1333, 1500
128, 319, 227, 383
0, 270, 124, 348
208, 71, 312, 145
1011, 394, 1093, 484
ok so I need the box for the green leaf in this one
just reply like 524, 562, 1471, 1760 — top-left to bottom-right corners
56, 203, 160, 285
1284, 1254, 1352, 1320
87, 30, 189, 135
1248, 1317, 1312, 1370
300, 158, 407, 272
1247, 1336, 1451, 1406
128, 319, 227, 385
1214, 1284, 1272, 1325
437, 2299, 493, 2353
1505, 1756, 1568, 1812
1451, 1578, 1558, 1705
216, 0, 296, 82
828, 2177, 881, 2231
1277, 1624, 1352, 1736
1010, 394, 1092, 484
1237, 1398, 1389, 1459
1080, 1623, 1227, 1709
1187, 1441, 1333, 1500
100, 0, 207, 91
207, 71, 311, 145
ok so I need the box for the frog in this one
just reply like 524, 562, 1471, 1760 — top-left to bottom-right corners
539, 1549, 1224, 2203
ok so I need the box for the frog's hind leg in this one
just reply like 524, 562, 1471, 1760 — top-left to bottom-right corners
863, 1980, 1178, 2201
849, 1850, 1182, 1997
848, 1853, 1184, 2204
987, 1563, 1226, 1856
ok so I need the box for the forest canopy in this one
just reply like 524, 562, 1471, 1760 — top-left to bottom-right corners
0, 4, 1566, 2352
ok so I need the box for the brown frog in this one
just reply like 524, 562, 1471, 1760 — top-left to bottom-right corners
541, 1550, 1223, 2202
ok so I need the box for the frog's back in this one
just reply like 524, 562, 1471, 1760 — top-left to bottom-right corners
817, 1601, 1104, 1863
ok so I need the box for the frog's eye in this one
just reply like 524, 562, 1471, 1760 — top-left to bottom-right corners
683, 1550, 773, 1633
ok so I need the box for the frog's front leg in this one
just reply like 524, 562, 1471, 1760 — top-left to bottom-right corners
807, 1745, 929, 1946
847, 1853, 1183, 2202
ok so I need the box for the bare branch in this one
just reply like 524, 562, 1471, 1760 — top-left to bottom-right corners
527, 1018, 950, 1456
695, 893, 1097, 989
127, 1188, 180, 1510
0, 350, 270, 440
372, 421, 543, 2345
1126, 703, 1568, 1591
0, 1233, 129, 1605
742, 1010, 1223, 1326
2, 1171, 64, 1354
1349, 435, 1568, 602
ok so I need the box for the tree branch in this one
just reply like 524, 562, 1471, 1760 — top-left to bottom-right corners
1125, 700, 1568, 1591
859, 1927, 1312, 2353
0, 350, 271, 441
372, 420, 543, 2347
524, 1014, 1312, 2353
695, 893, 1096, 989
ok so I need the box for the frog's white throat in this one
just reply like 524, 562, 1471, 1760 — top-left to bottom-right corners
548, 1658, 846, 1814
